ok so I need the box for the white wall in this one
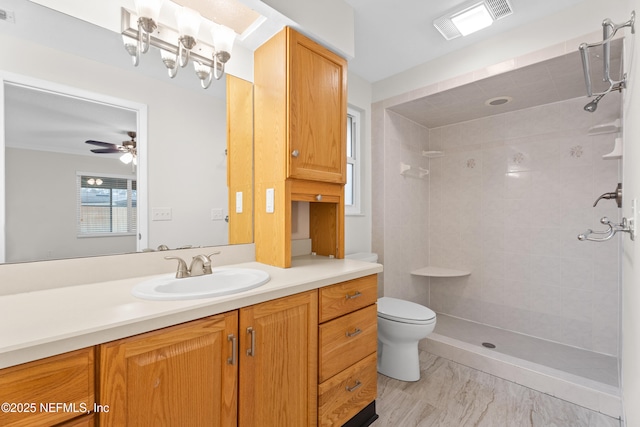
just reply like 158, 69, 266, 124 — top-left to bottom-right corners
621, 1, 640, 425
5, 149, 137, 262
344, 71, 373, 255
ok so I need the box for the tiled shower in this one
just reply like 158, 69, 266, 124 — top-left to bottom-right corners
372, 62, 622, 384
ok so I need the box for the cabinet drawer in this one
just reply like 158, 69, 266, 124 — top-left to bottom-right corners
0, 347, 95, 427
58, 413, 95, 426
319, 275, 377, 322
319, 305, 377, 382
318, 353, 377, 426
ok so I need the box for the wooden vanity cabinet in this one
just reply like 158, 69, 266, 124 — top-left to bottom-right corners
97, 291, 317, 427
239, 290, 318, 427
254, 26, 347, 268
0, 347, 95, 427
97, 312, 238, 427
317, 275, 378, 426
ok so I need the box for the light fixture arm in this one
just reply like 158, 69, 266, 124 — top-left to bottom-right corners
178, 36, 196, 67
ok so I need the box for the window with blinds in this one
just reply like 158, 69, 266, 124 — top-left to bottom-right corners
77, 173, 137, 236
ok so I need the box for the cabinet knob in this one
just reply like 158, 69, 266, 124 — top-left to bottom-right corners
291, 149, 299, 158
316, 194, 322, 201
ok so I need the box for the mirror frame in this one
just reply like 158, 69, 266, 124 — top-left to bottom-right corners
0, 71, 149, 263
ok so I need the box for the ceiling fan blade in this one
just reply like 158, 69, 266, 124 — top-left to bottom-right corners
91, 148, 123, 154
85, 140, 117, 148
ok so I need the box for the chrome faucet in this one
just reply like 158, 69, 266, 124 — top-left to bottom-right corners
189, 254, 212, 277
164, 251, 221, 278
164, 256, 190, 278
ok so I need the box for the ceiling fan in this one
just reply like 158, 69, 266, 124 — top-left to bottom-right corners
85, 131, 137, 164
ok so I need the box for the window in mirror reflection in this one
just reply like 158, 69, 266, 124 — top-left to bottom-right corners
77, 174, 137, 236
346, 107, 361, 215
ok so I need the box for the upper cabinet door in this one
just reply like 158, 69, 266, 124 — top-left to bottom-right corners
288, 29, 347, 184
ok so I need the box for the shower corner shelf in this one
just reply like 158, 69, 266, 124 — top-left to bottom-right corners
603, 137, 623, 160
422, 151, 444, 158
411, 266, 471, 278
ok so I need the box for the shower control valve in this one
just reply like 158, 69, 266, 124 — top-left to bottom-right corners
593, 183, 622, 208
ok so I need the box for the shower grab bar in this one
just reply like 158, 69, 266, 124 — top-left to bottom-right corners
579, 11, 635, 97
578, 217, 635, 242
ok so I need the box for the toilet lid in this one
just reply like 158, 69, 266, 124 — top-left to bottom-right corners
377, 297, 436, 324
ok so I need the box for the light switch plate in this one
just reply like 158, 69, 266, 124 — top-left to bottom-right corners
266, 188, 274, 213
236, 192, 243, 213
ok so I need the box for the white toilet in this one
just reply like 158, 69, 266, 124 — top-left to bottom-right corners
346, 253, 437, 382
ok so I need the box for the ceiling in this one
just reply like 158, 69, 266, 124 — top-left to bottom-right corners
388, 38, 623, 128
4, 83, 137, 157
344, 0, 590, 83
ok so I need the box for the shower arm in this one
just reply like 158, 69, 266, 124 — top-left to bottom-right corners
579, 11, 635, 97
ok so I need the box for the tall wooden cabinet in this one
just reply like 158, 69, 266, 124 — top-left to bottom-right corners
254, 27, 347, 267
227, 75, 254, 245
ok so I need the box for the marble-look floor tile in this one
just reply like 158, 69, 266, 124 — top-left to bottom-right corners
375, 351, 620, 427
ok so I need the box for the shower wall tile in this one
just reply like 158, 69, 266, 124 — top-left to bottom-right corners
375, 88, 621, 356
424, 96, 621, 356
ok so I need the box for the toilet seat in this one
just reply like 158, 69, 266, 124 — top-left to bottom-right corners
377, 297, 436, 325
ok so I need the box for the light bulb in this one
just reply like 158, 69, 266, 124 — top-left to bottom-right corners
212, 24, 236, 60
134, 0, 164, 21
176, 7, 201, 40
120, 152, 134, 164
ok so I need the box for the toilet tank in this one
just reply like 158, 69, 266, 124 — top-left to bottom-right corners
345, 252, 378, 263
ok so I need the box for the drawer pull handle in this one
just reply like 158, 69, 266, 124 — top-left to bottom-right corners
227, 334, 237, 365
247, 327, 256, 357
345, 291, 362, 300
346, 328, 362, 338
346, 380, 362, 392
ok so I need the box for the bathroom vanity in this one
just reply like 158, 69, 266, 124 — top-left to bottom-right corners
0, 255, 381, 426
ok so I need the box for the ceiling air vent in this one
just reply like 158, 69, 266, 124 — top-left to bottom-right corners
433, 0, 513, 41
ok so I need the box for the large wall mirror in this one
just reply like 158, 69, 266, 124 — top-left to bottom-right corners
0, 1, 252, 264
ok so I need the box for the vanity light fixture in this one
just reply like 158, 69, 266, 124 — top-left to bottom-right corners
433, 0, 513, 40
121, 0, 237, 88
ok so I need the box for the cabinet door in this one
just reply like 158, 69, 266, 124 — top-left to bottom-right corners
98, 312, 238, 427
288, 29, 347, 184
239, 290, 318, 426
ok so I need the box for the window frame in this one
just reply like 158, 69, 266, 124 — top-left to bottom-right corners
76, 172, 137, 238
345, 107, 362, 215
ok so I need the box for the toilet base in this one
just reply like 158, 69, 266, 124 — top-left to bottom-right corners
377, 340, 421, 381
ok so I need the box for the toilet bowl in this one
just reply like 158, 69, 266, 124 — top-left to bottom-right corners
345, 253, 437, 382
377, 297, 436, 381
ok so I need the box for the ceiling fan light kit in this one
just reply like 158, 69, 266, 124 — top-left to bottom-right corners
85, 131, 138, 165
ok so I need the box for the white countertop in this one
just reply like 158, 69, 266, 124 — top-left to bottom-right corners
0, 256, 382, 369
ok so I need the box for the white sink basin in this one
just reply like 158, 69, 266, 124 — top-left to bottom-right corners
132, 267, 270, 300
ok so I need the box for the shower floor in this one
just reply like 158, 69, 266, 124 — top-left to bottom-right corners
423, 314, 621, 417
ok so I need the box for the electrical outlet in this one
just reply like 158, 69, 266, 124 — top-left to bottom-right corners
211, 208, 224, 220
152, 207, 172, 221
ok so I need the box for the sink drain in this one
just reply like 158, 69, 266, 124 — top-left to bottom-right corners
482, 342, 496, 349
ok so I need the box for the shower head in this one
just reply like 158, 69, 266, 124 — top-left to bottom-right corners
584, 93, 606, 112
